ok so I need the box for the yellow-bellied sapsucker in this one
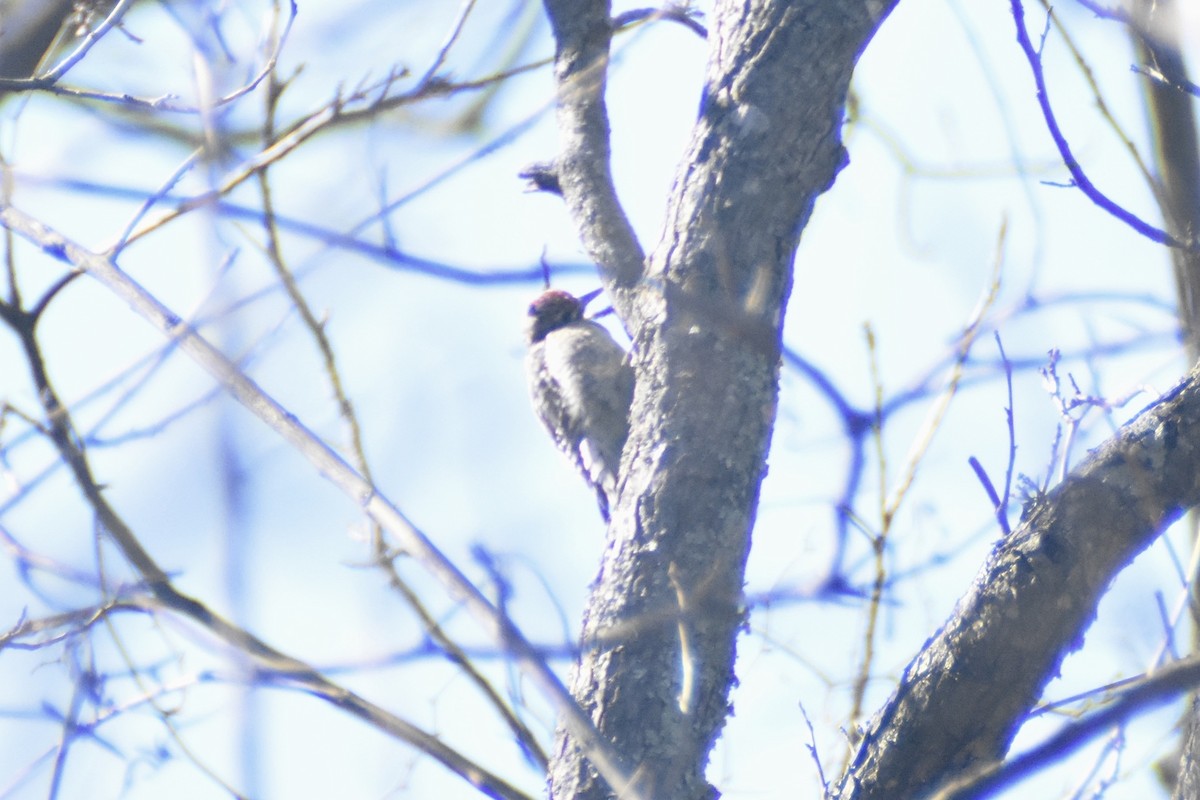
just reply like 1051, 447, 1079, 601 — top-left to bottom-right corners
525, 289, 634, 520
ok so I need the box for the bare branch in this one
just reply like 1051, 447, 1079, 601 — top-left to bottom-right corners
1008, 0, 1184, 248
834, 367, 1200, 798
0, 204, 637, 797
928, 654, 1200, 800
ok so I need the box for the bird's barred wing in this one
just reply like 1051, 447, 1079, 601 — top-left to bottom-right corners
527, 321, 633, 519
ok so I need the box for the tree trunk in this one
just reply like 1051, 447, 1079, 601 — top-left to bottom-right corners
542, 2, 899, 797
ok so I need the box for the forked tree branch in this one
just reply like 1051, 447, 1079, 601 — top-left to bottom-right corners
543, 2, 898, 797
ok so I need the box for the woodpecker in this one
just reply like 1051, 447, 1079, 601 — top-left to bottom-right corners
525, 289, 634, 520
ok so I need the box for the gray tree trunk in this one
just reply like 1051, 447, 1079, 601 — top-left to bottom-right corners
541, 2, 898, 797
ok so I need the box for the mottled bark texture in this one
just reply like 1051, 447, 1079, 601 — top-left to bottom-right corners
833, 370, 1200, 799
542, 1, 898, 798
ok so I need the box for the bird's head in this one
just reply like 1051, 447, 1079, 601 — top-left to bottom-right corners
526, 289, 587, 344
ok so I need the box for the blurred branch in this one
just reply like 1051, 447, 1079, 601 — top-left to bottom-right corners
1008, 0, 1183, 248
0, 203, 635, 797
38, 0, 136, 84
612, 4, 708, 38
1130, 0, 1200, 359
254, 66, 550, 770
844, 224, 1004, 756
0, 0, 293, 111
928, 653, 1200, 800
0, 240, 535, 798
0, 0, 74, 80
114, 57, 548, 248
0, 592, 536, 800
1035, 0, 1162, 207
784, 282, 1174, 593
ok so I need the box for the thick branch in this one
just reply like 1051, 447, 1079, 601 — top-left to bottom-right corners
833, 368, 1200, 798
542, 0, 645, 300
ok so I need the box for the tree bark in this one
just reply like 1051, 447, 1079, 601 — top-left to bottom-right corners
542, 2, 898, 797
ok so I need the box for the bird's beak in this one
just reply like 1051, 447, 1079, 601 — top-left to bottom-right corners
579, 286, 605, 309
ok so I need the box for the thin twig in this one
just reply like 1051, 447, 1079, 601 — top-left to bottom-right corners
0, 204, 637, 797
1008, 0, 1183, 248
